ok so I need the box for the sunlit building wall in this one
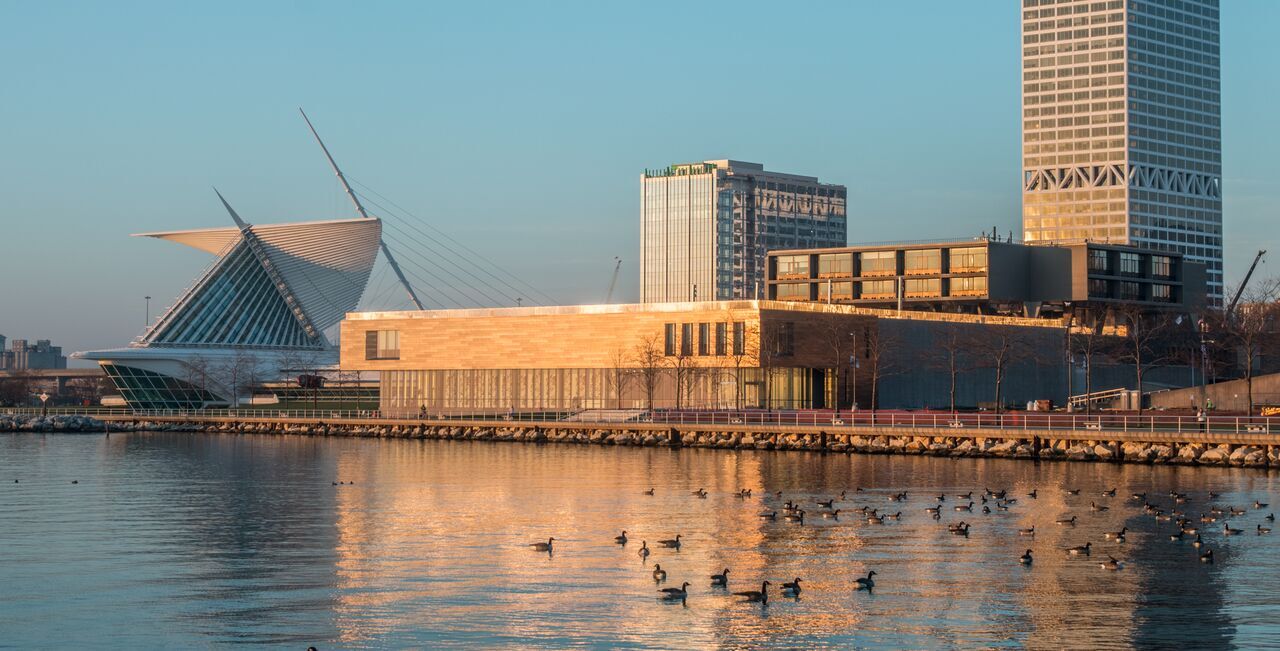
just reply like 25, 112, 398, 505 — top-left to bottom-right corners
1021, 0, 1223, 303
641, 160, 847, 303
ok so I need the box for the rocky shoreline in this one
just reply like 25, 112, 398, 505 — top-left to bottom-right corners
1, 414, 106, 433
48, 418, 1276, 470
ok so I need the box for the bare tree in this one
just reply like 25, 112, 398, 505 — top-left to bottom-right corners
668, 345, 698, 410
180, 354, 212, 399
722, 317, 758, 410
1112, 307, 1173, 414
1217, 280, 1280, 415
968, 327, 1031, 414
212, 351, 260, 408
632, 333, 665, 412
819, 317, 859, 411
926, 328, 970, 413
1070, 310, 1106, 415
606, 347, 633, 410
0, 377, 31, 406
863, 324, 903, 417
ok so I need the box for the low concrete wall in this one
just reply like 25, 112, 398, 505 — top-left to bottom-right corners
1151, 372, 1280, 413
79, 415, 1280, 470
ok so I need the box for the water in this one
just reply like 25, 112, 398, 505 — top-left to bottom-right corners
2, 432, 1279, 649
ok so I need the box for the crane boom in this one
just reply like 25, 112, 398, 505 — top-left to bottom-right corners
1227, 249, 1267, 314
299, 108, 424, 310
605, 257, 621, 303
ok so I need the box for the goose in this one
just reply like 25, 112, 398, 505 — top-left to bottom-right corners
1104, 527, 1127, 540
652, 564, 667, 582
783, 501, 800, 513
982, 506, 991, 514
71, 480, 78, 484
816, 498, 835, 509
1258, 524, 1272, 535
781, 578, 803, 595
935, 494, 947, 502
734, 581, 770, 603
1155, 514, 1172, 522
659, 582, 690, 600
1175, 495, 1189, 505
738, 488, 753, 498
759, 511, 778, 520
1199, 513, 1217, 523
855, 571, 877, 590
1019, 526, 1036, 536
1208, 491, 1221, 499
866, 514, 885, 525
775, 491, 784, 498
1192, 534, 1204, 548
1199, 548, 1214, 563
839, 490, 848, 500
1169, 531, 1184, 541
657, 534, 682, 548
1056, 516, 1078, 526
949, 522, 971, 536
1100, 555, 1123, 571
1090, 502, 1109, 512
1131, 492, 1146, 501
1101, 488, 1117, 497
1028, 490, 1038, 499
820, 509, 841, 520
529, 537, 555, 552
1065, 489, 1080, 495
692, 488, 708, 499
855, 487, 865, 492
1182, 526, 1199, 535
925, 506, 941, 516
957, 491, 973, 500
643, 488, 655, 496
887, 511, 902, 521
955, 502, 974, 512
1019, 549, 1033, 565
1267, 513, 1276, 522
784, 510, 806, 523
711, 568, 730, 586
1230, 507, 1247, 517
638, 541, 650, 559
1255, 501, 1269, 509
614, 531, 628, 545
1067, 542, 1092, 555
1223, 523, 1244, 536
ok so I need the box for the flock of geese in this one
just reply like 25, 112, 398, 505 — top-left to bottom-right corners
525, 485, 1275, 604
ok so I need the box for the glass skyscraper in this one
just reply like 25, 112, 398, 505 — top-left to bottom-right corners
640, 160, 847, 303
1021, 0, 1223, 303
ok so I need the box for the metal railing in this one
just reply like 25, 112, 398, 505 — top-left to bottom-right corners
5, 407, 1278, 436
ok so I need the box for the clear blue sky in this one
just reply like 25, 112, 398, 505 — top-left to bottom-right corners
1, 1, 1276, 361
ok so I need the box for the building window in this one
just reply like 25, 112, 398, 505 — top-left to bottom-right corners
1118, 281, 1142, 300
949, 246, 988, 272
817, 253, 853, 277
698, 323, 710, 356
1119, 252, 1141, 276
861, 279, 895, 298
715, 322, 727, 356
775, 255, 810, 280
829, 281, 854, 300
859, 251, 896, 276
949, 275, 988, 296
1088, 249, 1109, 272
1152, 255, 1172, 278
732, 321, 745, 356
772, 322, 795, 357
365, 330, 400, 360
680, 323, 693, 356
903, 249, 941, 275
1088, 278, 1109, 297
775, 283, 810, 301
904, 278, 941, 297
1152, 284, 1172, 302
664, 324, 676, 356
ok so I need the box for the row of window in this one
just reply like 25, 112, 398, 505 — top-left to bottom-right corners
1086, 250, 1175, 278
774, 247, 985, 280
664, 322, 746, 357
775, 276, 988, 301
365, 330, 401, 360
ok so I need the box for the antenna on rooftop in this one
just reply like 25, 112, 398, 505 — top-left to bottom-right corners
299, 108, 425, 310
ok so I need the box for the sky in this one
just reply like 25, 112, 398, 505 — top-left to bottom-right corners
0, 1, 1276, 363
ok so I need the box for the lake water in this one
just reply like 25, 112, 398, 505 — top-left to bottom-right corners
2, 431, 1279, 649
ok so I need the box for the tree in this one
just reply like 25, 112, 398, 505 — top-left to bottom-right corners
0, 377, 31, 406
668, 340, 698, 410
863, 323, 903, 417
1217, 279, 1280, 415
632, 333, 665, 412
722, 316, 758, 410
212, 351, 260, 409
1070, 308, 1106, 415
819, 317, 859, 411
606, 347, 633, 410
1112, 307, 1172, 415
926, 328, 970, 413
969, 327, 1030, 414
180, 354, 212, 405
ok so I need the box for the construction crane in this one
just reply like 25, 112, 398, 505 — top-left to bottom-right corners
1227, 249, 1267, 314
605, 257, 621, 303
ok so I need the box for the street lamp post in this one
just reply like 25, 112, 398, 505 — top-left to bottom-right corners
145, 296, 152, 326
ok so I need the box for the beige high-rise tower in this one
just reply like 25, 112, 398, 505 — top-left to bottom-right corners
1021, 0, 1222, 303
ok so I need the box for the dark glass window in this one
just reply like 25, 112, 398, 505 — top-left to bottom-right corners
680, 323, 693, 356
664, 324, 676, 356
1088, 249, 1109, 272
715, 322, 727, 356
733, 322, 745, 356
1119, 252, 1141, 276
698, 323, 710, 356
365, 330, 400, 360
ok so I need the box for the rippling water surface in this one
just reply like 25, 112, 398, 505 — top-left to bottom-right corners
3, 431, 1280, 649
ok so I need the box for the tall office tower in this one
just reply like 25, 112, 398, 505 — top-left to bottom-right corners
1021, 0, 1223, 303
640, 160, 847, 302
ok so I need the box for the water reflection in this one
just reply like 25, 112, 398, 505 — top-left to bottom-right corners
1, 433, 1278, 648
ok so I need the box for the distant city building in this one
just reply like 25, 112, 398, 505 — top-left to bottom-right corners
1020, 0, 1223, 303
766, 239, 1207, 319
640, 160, 847, 303
0, 336, 68, 370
